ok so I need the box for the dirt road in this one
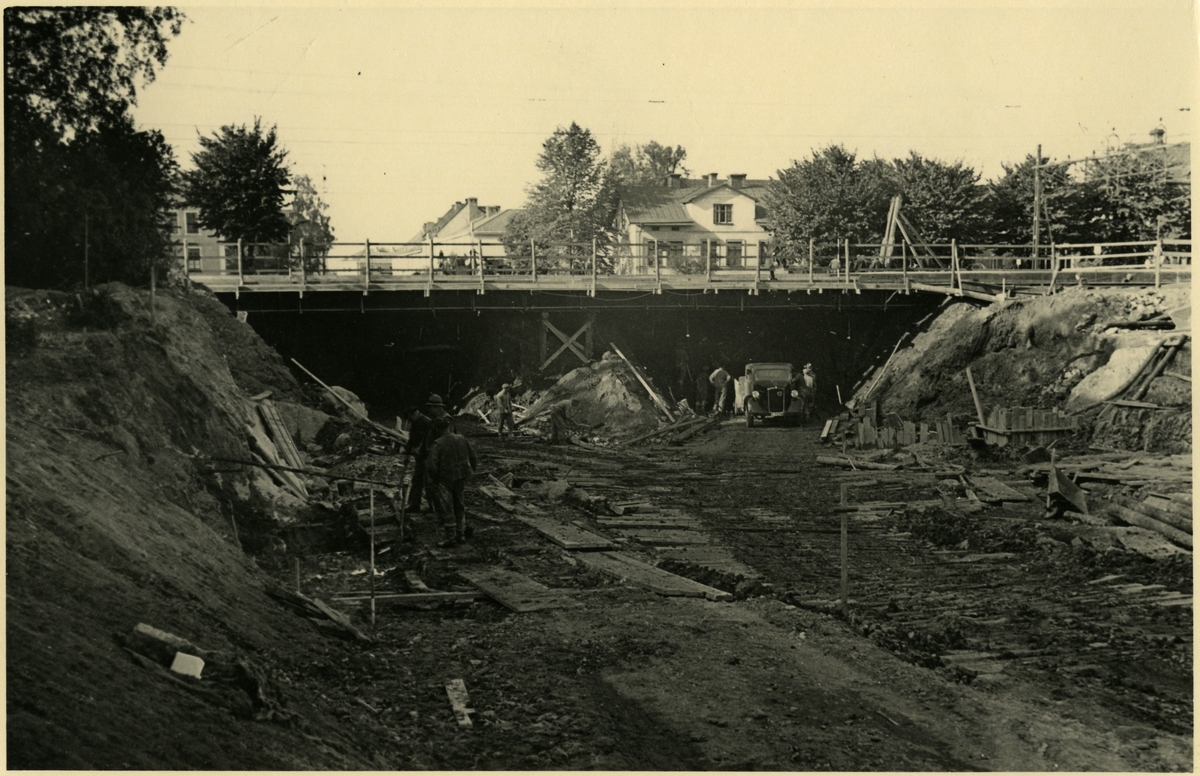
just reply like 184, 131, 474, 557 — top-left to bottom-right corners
286, 417, 1191, 771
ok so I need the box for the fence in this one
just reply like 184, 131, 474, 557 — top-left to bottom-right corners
175, 236, 1191, 287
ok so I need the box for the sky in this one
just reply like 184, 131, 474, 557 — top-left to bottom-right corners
131, 2, 1198, 244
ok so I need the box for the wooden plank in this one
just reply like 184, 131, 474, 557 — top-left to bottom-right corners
1105, 504, 1192, 548
457, 568, 580, 613
310, 598, 373, 641
333, 591, 484, 604
574, 551, 733, 600
512, 514, 615, 550
968, 475, 1032, 502
1113, 495, 1192, 533
1048, 464, 1088, 514
619, 529, 710, 545
609, 342, 675, 422
258, 400, 305, 470
444, 679, 474, 727
404, 571, 432, 592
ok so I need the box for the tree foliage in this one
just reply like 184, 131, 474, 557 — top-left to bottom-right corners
887, 152, 987, 243
764, 145, 893, 255
181, 118, 292, 248
1080, 147, 1190, 240
503, 122, 618, 268
288, 174, 336, 264
610, 140, 689, 186
4, 7, 184, 289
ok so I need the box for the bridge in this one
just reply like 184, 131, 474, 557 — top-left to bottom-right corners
188, 238, 1191, 308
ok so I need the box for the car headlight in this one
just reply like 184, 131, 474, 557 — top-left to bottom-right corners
751, 390, 760, 399
790, 390, 800, 398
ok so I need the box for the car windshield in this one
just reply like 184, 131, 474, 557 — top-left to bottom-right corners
751, 367, 791, 382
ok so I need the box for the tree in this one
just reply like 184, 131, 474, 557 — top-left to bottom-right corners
764, 145, 892, 258
4, 7, 184, 289
980, 154, 1096, 247
610, 140, 689, 186
886, 152, 988, 244
287, 174, 335, 268
181, 118, 292, 252
503, 122, 618, 269
1081, 146, 1190, 241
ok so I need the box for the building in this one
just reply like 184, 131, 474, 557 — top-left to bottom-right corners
401, 197, 510, 255
614, 173, 773, 274
169, 206, 227, 273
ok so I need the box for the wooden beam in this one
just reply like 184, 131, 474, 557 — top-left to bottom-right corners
609, 342, 676, 422
540, 316, 591, 371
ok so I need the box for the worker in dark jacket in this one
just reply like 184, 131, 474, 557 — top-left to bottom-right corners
426, 417, 479, 546
401, 406, 436, 512
548, 398, 576, 444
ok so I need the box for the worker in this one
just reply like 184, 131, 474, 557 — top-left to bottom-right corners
798, 363, 816, 419
548, 398, 575, 444
401, 405, 437, 513
426, 417, 479, 547
828, 256, 840, 276
694, 365, 711, 415
426, 393, 449, 422
495, 383, 515, 440
709, 366, 731, 416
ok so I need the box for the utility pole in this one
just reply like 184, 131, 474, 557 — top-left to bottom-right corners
1032, 144, 1041, 265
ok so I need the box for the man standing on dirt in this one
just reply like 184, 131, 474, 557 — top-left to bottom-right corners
401, 406, 437, 513
797, 363, 816, 420
494, 383, 515, 440
694, 365, 710, 415
426, 417, 479, 547
548, 398, 575, 444
709, 366, 731, 416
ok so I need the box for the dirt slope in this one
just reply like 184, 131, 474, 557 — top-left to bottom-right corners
6, 285, 374, 768
859, 285, 1191, 453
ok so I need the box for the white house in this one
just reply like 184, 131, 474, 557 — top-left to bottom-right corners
614, 173, 773, 274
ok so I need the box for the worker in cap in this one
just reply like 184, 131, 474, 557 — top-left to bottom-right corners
494, 383, 515, 440
400, 404, 436, 513
426, 416, 479, 546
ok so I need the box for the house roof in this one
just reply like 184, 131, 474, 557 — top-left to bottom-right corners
618, 179, 771, 224
469, 208, 522, 237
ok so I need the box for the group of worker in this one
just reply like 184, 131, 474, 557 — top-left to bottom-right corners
400, 394, 478, 548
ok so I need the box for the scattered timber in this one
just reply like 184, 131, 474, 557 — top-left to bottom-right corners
195, 455, 398, 488
609, 342, 676, 423
669, 417, 722, 445
290, 358, 407, 443
1110, 494, 1192, 534
265, 586, 372, 641
1104, 503, 1193, 549
444, 679, 474, 727
816, 455, 900, 471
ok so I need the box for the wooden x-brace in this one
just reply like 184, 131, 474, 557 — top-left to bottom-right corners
540, 316, 591, 371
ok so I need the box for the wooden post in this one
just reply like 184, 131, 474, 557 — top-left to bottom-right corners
952, 239, 960, 293
478, 238, 485, 293
965, 366, 986, 426
237, 238, 244, 285
539, 312, 548, 365
591, 237, 597, 296
808, 237, 814, 284
429, 235, 435, 284
844, 238, 850, 282
754, 244, 761, 285
299, 238, 307, 291
840, 507, 849, 614
901, 239, 908, 283
1032, 144, 1041, 266
530, 238, 537, 281
364, 238, 371, 293
654, 239, 662, 285
150, 263, 157, 326
295, 557, 301, 593
181, 238, 189, 275
1155, 235, 1162, 289
706, 239, 712, 283
369, 488, 376, 626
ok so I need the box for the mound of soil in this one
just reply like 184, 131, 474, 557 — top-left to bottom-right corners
519, 352, 663, 437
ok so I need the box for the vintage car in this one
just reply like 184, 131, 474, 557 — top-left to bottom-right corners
741, 362, 805, 427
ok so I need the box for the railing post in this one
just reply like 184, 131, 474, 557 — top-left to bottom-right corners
754, 243, 761, 286
428, 235, 435, 284
300, 238, 307, 291
844, 238, 850, 283
364, 238, 371, 293
478, 238, 485, 293
530, 238, 537, 281
237, 238, 244, 284
591, 237, 597, 296
808, 237, 814, 284
901, 239, 908, 283
1155, 237, 1162, 289
654, 239, 661, 285
705, 239, 711, 284
952, 239, 960, 293
182, 238, 190, 274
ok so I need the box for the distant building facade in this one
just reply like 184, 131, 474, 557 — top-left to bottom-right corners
614, 174, 773, 274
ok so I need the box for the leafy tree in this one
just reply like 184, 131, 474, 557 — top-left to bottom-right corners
181, 118, 292, 253
4, 7, 184, 289
886, 152, 988, 244
503, 122, 618, 270
610, 140, 689, 186
765, 145, 892, 258
1080, 147, 1190, 240
287, 174, 335, 268
980, 154, 1096, 247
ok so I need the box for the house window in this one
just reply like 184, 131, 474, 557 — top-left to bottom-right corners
658, 241, 683, 266
670, 226, 680, 231
726, 240, 743, 267
185, 211, 200, 234
186, 246, 202, 271
713, 204, 733, 225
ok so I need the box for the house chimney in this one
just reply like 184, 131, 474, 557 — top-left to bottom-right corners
1150, 125, 1166, 145
730, 174, 746, 189
667, 173, 682, 188
466, 197, 478, 207
707, 173, 719, 187
487, 206, 500, 216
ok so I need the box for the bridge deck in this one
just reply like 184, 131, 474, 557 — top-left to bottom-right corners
192, 265, 1191, 302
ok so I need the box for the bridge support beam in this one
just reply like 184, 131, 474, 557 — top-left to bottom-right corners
539, 312, 595, 372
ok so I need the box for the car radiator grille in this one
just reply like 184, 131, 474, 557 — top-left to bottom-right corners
766, 388, 786, 413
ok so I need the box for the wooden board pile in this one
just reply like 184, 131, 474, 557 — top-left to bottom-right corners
823, 411, 966, 449
974, 406, 1080, 447
1104, 492, 1192, 549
